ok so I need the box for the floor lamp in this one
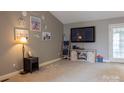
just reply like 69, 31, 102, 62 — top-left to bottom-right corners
20, 37, 28, 74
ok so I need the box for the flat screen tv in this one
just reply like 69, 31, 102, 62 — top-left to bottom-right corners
71, 26, 95, 42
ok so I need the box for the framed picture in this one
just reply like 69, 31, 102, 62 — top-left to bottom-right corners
14, 27, 29, 41
30, 16, 41, 32
77, 51, 87, 61
42, 32, 52, 40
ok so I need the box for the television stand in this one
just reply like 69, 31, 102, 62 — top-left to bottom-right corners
70, 49, 96, 63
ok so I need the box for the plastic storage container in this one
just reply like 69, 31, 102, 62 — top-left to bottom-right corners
96, 55, 103, 62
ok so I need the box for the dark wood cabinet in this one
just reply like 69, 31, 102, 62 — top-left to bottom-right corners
24, 57, 39, 73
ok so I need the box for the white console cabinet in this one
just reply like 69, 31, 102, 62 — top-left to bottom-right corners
71, 49, 96, 63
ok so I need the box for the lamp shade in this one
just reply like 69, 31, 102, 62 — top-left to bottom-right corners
20, 37, 27, 44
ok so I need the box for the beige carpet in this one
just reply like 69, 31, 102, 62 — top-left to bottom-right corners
6, 60, 124, 82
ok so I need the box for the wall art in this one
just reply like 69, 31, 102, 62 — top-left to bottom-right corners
42, 32, 52, 40
30, 16, 41, 32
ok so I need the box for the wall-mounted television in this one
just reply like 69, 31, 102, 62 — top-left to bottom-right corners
71, 26, 95, 42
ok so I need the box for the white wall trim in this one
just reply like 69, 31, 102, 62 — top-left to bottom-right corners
0, 58, 62, 81
0, 70, 22, 81
39, 58, 62, 67
108, 24, 113, 62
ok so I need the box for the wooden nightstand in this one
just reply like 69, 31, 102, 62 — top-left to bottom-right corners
24, 57, 39, 73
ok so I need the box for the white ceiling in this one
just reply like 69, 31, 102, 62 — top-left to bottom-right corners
50, 11, 124, 24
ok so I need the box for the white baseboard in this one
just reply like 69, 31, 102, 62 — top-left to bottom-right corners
39, 58, 62, 67
0, 70, 22, 81
0, 58, 62, 81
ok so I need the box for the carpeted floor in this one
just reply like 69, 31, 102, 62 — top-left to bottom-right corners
6, 60, 124, 82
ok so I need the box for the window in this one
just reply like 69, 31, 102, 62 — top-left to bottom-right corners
109, 23, 124, 62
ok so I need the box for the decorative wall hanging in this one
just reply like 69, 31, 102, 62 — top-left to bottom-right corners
30, 16, 41, 32
42, 32, 52, 40
14, 27, 29, 42
18, 11, 27, 27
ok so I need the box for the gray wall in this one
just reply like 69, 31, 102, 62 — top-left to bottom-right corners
64, 17, 124, 60
0, 11, 63, 76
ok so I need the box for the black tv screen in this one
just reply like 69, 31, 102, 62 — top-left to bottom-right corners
71, 26, 95, 42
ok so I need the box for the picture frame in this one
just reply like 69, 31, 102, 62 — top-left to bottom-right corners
30, 16, 41, 32
42, 32, 52, 40
14, 27, 29, 41
77, 51, 87, 61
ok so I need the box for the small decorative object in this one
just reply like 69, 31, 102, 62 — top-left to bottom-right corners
18, 17, 25, 26
72, 45, 77, 49
28, 51, 32, 58
42, 32, 52, 40
18, 11, 27, 26
14, 27, 29, 42
22, 11, 27, 17
30, 16, 41, 32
